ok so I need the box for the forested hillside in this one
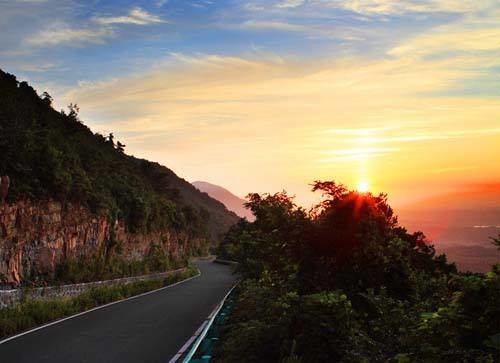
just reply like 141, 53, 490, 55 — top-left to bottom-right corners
0, 69, 237, 239
215, 182, 500, 362
0, 69, 237, 285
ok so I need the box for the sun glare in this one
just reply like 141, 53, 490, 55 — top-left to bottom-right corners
357, 180, 369, 192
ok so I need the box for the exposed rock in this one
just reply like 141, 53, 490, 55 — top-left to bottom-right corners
0, 200, 203, 286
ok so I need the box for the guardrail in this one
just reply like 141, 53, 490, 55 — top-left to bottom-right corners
169, 259, 239, 363
181, 283, 237, 363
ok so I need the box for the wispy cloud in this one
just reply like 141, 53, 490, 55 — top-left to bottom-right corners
390, 27, 500, 57
240, 0, 495, 16
324, 0, 495, 15
22, 7, 166, 48
318, 147, 398, 163
240, 20, 308, 32
93, 7, 166, 26
25, 25, 113, 46
276, 0, 305, 8
15, 61, 58, 72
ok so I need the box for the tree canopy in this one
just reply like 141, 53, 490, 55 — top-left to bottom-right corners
215, 182, 500, 362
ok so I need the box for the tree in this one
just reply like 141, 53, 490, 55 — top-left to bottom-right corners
116, 141, 126, 153
106, 132, 115, 147
67, 103, 80, 122
41, 91, 53, 106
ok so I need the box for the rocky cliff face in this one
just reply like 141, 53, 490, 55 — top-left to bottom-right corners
0, 200, 202, 286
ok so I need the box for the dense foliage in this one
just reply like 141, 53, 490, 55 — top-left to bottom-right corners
0, 266, 197, 339
52, 250, 187, 285
215, 182, 500, 362
0, 69, 237, 238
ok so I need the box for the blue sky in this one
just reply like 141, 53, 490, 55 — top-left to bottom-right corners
0, 0, 478, 87
1, 0, 499, 205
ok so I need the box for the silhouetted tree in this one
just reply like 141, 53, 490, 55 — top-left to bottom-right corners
116, 141, 126, 153
67, 103, 80, 123
41, 91, 53, 106
106, 132, 115, 147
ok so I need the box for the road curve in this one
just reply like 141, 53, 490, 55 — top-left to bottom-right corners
0, 260, 237, 363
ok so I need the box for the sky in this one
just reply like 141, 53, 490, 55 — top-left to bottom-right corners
1, 0, 499, 210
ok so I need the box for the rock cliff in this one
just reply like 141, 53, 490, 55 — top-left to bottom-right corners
0, 200, 202, 286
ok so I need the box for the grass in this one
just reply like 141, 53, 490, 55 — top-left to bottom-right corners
0, 265, 198, 339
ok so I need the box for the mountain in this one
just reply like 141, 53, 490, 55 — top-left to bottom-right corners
193, 181, 254, 221
0, 69, 238, 285
0, 68, 238, 239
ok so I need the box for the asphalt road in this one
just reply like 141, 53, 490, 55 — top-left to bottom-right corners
0, 260, 237, 363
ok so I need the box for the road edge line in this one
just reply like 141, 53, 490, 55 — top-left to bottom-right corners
0, 268, 201, 345
169, 282, 238, 363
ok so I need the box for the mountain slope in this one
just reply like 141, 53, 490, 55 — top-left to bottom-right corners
0, 69, 237, 240
193, 181, 254, 221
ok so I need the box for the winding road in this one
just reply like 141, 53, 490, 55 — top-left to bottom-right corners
0, 260, 237, 363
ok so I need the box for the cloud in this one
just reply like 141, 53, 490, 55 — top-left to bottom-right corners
276, 0, 305, 8
15, 61, 58, 72
93, 7, 166, 25
25, 25, 113, 46
240, 20, 308, 32
324, 0, 495, 15
21, 7, 166, 48
390, 26, 500, 57
240, 0, 495, 16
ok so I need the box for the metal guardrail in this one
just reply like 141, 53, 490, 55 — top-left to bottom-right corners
181, 283, 238, 363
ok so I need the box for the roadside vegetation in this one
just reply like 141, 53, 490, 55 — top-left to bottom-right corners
0, 266, 198, 339
214, 182, 500, 363
11, 235, 208, 287
52, 254, 186, 285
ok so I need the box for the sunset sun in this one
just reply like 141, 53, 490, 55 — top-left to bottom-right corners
357, 180, 369, 192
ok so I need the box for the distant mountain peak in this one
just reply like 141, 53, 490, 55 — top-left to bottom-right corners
192, 181, 254, 221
